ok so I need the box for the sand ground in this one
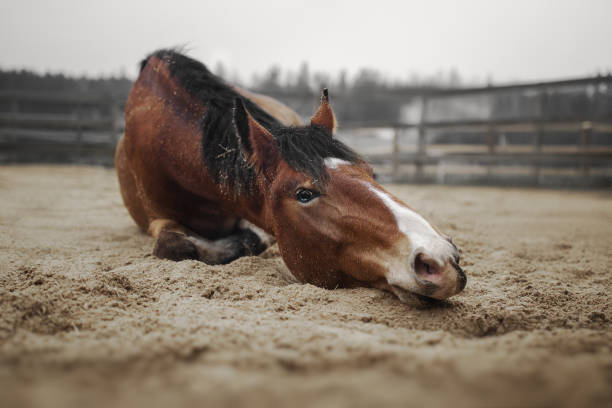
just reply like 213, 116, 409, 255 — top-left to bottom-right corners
0, 165, 610, 408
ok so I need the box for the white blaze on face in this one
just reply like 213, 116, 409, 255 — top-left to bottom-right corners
363, 182, 456, 288
324, 157, 455, 292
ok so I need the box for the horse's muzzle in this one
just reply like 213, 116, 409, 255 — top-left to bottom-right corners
412, 252, 466, 299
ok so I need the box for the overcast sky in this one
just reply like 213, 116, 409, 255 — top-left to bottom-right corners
1, 0, 611, 84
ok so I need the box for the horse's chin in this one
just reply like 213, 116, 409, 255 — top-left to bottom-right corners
389, 285, 442, 306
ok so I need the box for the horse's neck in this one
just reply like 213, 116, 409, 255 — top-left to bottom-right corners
141, 60, 276, 235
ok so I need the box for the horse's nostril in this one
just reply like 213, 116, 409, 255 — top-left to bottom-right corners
414, 253, 440, 278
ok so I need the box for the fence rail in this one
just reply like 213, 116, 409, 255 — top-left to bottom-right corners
1, 74, 611, 187
0, 92, 124, 166
335, 74, 612, 187
0, 113, 115, 131
340, 118, 612, 184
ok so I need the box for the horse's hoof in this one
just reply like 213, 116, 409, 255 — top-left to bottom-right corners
153, 231, 199, 261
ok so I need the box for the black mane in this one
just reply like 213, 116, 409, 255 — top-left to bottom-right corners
140, 49, 362, 195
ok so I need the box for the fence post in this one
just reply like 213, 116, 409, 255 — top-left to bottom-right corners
535, 87, 548, 152
391, 127, 400, 182
10, 94, 19, 115
109, 98, 122, 146
533, 87, 548, 183
416, 96, 428, 182
9, 94, 19, 142
76, 104, 83, 156
580, 121, 592, 176
486, 125, 496, 178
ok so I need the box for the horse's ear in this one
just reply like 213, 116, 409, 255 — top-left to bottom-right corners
233, 98, 253, 154
232, 98, 281, 180
310, 88, 337, 135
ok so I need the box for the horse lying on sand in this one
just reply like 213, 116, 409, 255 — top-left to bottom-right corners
116, 49, 466, 301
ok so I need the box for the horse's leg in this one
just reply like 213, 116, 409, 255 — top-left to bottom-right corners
149, 219, 200, 261
150, 219, 275, 264
188, 220, 275, 264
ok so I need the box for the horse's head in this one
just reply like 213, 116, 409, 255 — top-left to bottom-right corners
232, 91, 466, 301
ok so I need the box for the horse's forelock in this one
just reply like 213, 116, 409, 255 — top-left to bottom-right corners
272, 125, 363, 185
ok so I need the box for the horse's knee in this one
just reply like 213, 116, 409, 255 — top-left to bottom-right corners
186, 229, 267, 265
150, 218, 273, 264
234, 229, 268, 258
222, 229, 269, 263
153, 231, 199, 261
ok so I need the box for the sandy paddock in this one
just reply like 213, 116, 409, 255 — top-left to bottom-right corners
0, 165, 610, 407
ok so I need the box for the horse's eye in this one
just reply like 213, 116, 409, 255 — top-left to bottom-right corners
295, 188, 318, 203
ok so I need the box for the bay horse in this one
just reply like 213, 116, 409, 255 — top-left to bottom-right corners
116, 49, 466, 301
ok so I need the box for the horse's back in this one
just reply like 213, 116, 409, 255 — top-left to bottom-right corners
235, 87, 303, 126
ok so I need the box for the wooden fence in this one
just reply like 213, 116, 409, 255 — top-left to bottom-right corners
335, 75, 612, 187
1, 75, 611, 187
0, 90, 123, 165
